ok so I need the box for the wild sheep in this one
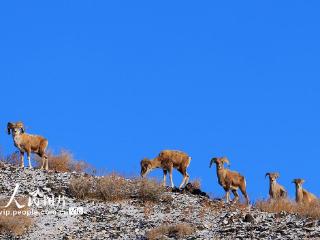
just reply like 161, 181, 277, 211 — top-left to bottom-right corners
265, 172, 287, 199
140, 150, 191, 189
7, 122, 49, 170
209, 157, 249, 205
292, 178, 317, 204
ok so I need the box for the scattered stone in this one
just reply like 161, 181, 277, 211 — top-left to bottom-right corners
244, 214, 255, 223
0, 162, 318, 240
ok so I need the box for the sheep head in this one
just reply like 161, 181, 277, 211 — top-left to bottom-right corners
7, 121, 25, 135
209, 157, 229, 169
292, 178, 305, 188
140, 158, 152, 177
265, 172, 280, 183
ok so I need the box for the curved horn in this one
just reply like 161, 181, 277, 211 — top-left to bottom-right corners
209, 158, 216, 168
292, 178, 302, 184
15, 121, 25, 133
222, 157, 230, 165
265, 172, 270, 178
7, 122, 15, 135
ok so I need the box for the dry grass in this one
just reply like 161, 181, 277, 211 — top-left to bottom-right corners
190, 179, 201, 189
135, 178, 165, 202
146, 223, 194, 240
69, 174, 165, 203
35, 150, 92, 173
0, 151, 20, 166
68, 176, 95, 199
96, 174, 132, 201
0, 148, 92, 173
69, 174, 131, 201
0, 199, 33, 236
256, 199, 320, 219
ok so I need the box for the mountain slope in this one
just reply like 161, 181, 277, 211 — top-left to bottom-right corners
0, 163, 319, 240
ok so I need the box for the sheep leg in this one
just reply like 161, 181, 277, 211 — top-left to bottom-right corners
231, 189, 239, 203
39, 153, 45, 170
242, 191, 249, 205
19, 151, 24, 168
169, 168, 175, 188
40, 157, 44, 170
178, 168, 188, 189
185, 172, 190, 185
225, 190, 230, 203
179, 177, 186, 189
27, 152, 32, 169
179, 173, 190, 189
45, 156, 49, 170
163, 170, 167, 187
239, 184, 250, 205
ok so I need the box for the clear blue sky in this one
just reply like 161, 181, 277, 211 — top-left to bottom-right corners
1, 1, 319, 201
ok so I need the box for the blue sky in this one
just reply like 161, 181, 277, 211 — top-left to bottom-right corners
1, 1, 319, 201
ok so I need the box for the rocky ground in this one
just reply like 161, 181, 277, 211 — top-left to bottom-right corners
0, 163, 319, 239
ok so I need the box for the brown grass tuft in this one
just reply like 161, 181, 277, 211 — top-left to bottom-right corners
190, 179, 201, 189
69, 175, 165, 203
35, 150, 91, 173
96, 174, 131, 201
256, 199, 320, 219
0, 198, 33, 236
0, 151, 20, 166
135, 178, 165, 202
146, 223, 194, 240
69, 176, 95, 199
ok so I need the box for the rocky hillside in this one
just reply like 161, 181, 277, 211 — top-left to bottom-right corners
0, 163, 319, 240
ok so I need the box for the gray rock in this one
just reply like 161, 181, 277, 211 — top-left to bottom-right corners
0, 162, 318, 240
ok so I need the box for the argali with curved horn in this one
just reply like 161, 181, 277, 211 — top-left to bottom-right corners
7, 122, 49, 170
209, 157, 249, 205
265, 172, 287, 200
140, 150, 191, 189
